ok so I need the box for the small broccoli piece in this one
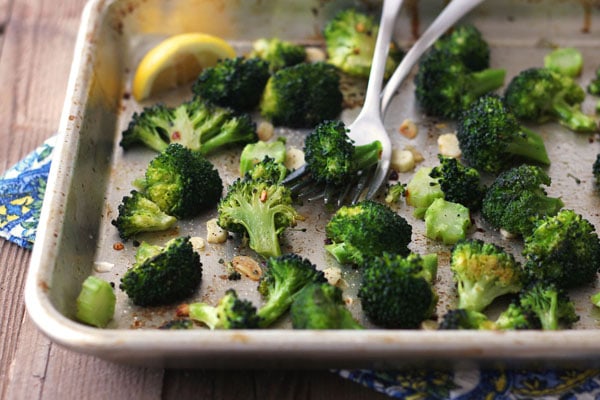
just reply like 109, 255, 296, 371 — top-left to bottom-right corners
457, 94, 551, 174
186, 289, 261, 329
405, 167, 444, 219
239, 139, 287, 177
504, 67, 597, 133
290, 282, 363, 329
593, 154, 600, 186
429, 155, 486, 209
424, 198, 471, 245
522, 209, 600, 289
437, 308, 494, 330
257, 253, 327, 327
384, 181, 406, 204
303, 120, 382, 186
451, 239, 524, 312
120, 236, 202, 306
260, 61, 343, 128
587, 66, 600, 95
359, 252, 438, 328
481, 164, 564, 237
192, 57, 270, 111
111, 190, 177, 240
159, 319, 195, 330
325, 200, 412, 266
544, 47, 583, 78
245, 155, 288, 184
414, 49, 506, 119
517, 281, 579, 330
75, 276, 116, 328
591, 292, 600, 307
120, 97, 257, 155
494, 302, 542, 330
433, 24, 490, 72
323, 8, 404, 78
249, 38, 306, 72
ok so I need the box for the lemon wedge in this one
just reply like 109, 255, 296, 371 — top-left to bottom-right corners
132, 33, 236, 101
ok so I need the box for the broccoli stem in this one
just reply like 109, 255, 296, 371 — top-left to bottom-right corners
324, 242, 355, 265
234, 200, 284, 258
469, 68, 506, 98
457, 279, 511, 312
504, 126, 551, 165
199, 128, 240, 155
188, 303, 219, 330
257, 286, 293, 327
552, 96, 598, 132
352, 140, 382, 172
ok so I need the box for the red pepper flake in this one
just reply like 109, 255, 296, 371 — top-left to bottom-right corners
113, 242, 125, 251
171, 131, 181, 140
260, 189, 268, 202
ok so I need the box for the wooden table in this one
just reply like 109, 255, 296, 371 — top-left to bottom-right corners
0, 0, 390, 398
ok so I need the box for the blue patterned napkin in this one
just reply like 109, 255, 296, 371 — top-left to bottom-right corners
2, 138, 600, 399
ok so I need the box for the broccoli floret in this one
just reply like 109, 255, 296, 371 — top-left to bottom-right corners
75, 276, 116, 328
303, 120, 382, 186
245, 155, 288, 184
136, 144, 222, 219
259, 61, 343, 128
593, 154, 600, 185
522, 209, 600, 289
504, 67, 597, 133
186, 289, 261, 329
120, 97, 258, 155
424, 198, 471, 245
290, 282, 363, 329
494, 302, 542, 330
517, 281, 579, 330
249, 38, 306, 73
587, 66, 600, 95
239, 139, 287, 177
111, 190, 177, 240
414, 49, 506, 119
256, 253, 327, 327
384, 181, 406, 204
429, 155, 486, 209
192, 57, 270, 110
437, 308, 494, 330
544, 47, 583, 78
451, 239, 524, 312
405, 167, 444, 219
433, 24, 490, 72
358, 252, 438, 328
323, 8, 404, 78
158, 319, 195, 330
591, 292, 600, 307
457, 94, 551, 174
325, 200, 412, 266
120, 236, 202, 306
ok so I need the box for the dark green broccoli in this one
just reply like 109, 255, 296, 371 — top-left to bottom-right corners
587, 66, 600, 95
186, 289, 261, 329
191, 57, 270, 110
325, 200, 412, 266
405, 167, 444, 219
358, 252, 438, 329
433, 24, 490, 71
593, 153, 600, 185
504, 67, 597, 133
111, 190, 177, 240
256, 253, 327, 327
429, 155, 486, 210
303, 119, 382, 186
120, 97, 257, 155
136, 144, 222, 219
249, 38, 306, 72
450, 239, 524, 312
414, 49, 506, 119
120, 236, 202, 306
323, 8, 404, 78
517, 281, 579, 330
481, 164, 564, 237
544, 47, 583, 78
259, 61, 343, 128
457, 94, 551, 174
384, 181, 406, 204
437, 308, 494, 330
522, 209, 600, 289
494, 302, 542, 330
424, 198, 471, 245
290, 282, 363, 329
239, 139, 287, 177
158, 319, 195, 330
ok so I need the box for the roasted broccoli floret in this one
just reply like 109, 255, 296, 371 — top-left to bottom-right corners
185, 289, 261, 329
120, 236, 202, 306
405, 167, 444, 219
504, 67, 597, 133
248, 37, 306, 73
544, 47, 583, 78
75, 276, 116, 328
414, 49, 506, 119
588, 66, 600, 95
494, 302, 542, 330
456, 94, 551, 174
158, 319, 195, 330
256, 253, 327, 327
303, 120, 382, 186
384, 181, 406, 204
239, 139, 287, 177
450, 239, 524, 312
192, 57, 270, 110
244, 155, 288, 184
433, 24, 490, 72
424, 198, 471, 245
290, 282, 363, 329
593, 153, 600, 185
111, 190, 177, 239
437, 308, 494, 330
522, 209, 600, 289
259, 61, 343, 128
517, 281, 579, 330
429, 155, 486, 210
481, 164, 563, 237
120, 97, 258, 154
323, 8, 404, 78
358, 252, 438, 328
325, 200, 412, 266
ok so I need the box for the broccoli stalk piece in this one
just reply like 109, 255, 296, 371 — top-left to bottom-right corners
256, 254, 327, 327
290, 282, 363, 329
249, 38, 306, 73
75, 276, 116, 328
517, 281, 579, 330
457, 94, 551, 174
494, 302, 542, 330
504, 67, 597, 133
239, 139, 287, 177
405, 167, 444, 219
437, 308, 495, 330
433, 24, 490, 72
111, 190, 177, 240
544, 47, 583, 78
429, 155, 486, 209
185, 289, 261, 329
424, 198, 471, 245
591, 292, 600, 308
450, 239, 524, 312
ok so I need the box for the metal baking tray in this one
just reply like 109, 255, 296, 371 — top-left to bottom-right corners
24, 0, 600, 368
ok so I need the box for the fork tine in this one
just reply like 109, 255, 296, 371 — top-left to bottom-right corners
282, 164, 308, 185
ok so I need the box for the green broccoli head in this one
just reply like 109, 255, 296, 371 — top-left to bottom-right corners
522, 209, 600, 289
290, 282, 363, 329
504, 67, 598, 133
433, 24, 490, 72
192, 57, 270, 111
139, 144, 222, 219
119, 103, 174, 152
358, 252, 438, 328
239, 139, 287, 177
429, 155, 486, 210
451, 239, 524, 312
323, 8, 404, 78
187, 289, 261, 330
120, 236, 202, 306
249, 38, 306, 73
517, 281, 579, 330
259, 61, 343, 128
325, 200, 412, 266
437, 308, 494, 330
256, 253, 327, 327
494, 302, 542, 330
457, 94, 551, 173
481, 164, 564, 237
245, 156, 288, 185
111, 190, 177, 239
